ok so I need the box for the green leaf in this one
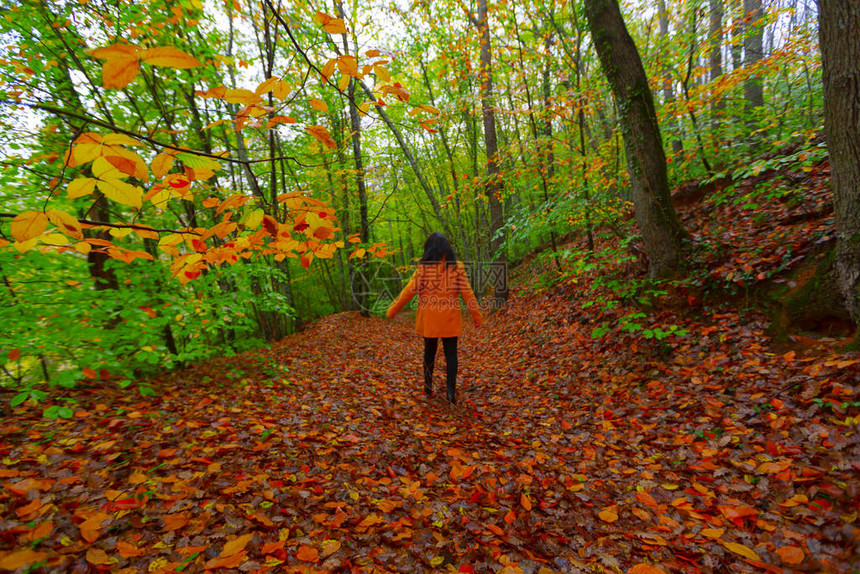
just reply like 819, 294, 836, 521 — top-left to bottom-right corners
11, 391, 29, 407
176, 152, 221, 171
43, 405, 60, 419
139, 385, 157, 397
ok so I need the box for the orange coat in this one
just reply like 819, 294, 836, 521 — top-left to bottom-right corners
386, 261, 482, 338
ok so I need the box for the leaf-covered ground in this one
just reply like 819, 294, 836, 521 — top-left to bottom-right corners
2, 157, 859, 573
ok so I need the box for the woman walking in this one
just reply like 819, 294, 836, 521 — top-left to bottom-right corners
386, 232, 482, 403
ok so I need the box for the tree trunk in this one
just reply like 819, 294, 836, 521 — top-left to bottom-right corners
657, 0, 683, 156
584, 0, 686, 278
477, 0, 507, 302
818, 0, 860, 328
743, 0, 764, 109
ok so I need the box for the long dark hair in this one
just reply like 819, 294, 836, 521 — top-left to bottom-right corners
420, 232, 456, 268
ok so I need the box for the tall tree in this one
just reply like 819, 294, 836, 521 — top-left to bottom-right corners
657, 0, 683, 156
743, 0, 764, 109
461, 0, 507, 302
583, 0, 686, 278
818, 0, 860, 332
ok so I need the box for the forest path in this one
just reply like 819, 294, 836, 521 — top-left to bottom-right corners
2, 289, 858, 572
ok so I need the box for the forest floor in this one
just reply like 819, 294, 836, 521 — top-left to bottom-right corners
2, 155, 860, 573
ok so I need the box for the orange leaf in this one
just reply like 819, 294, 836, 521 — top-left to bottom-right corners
296, 545, 319, 562
504, 510, 516, 524
598, 509, 619, 523
220, 533, 254, 558
520, 493, 532, 511
162, 512, 189, 531
82, 368, 98, 379
0, 549, 47, 570
775, 546, 804, 565
628, 565, 667, 574
700, 528, 724, 540
309, 98, 329, 113
25, 520, 53, 542
204, 550, 246, 569
86, 547, 112, 566
16, 498, 42, 518
305, 125, 337, 149
139, 47, 201, 69
101, 55, 140, 89
261, 540, 285, 554
635, 491, 659, 510
116, 541, 146, 558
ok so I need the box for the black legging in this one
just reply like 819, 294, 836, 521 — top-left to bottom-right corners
423, 337, 458, 402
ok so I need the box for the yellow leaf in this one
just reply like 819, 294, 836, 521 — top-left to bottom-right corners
102, 133, 143, 147
74, 241, 92, 255
430, 556, 444, 566
13, 238, 38, 253
97, 178, 143, 209
309, 98, 329, 113
41, 233, 69, 245
11, 211, 48, 242
140, 46, 201, 68
358, 102, 371, 116
337, 74, 350, 92
92, 156, 125, 179
66, 143, 101, 167
700, 528, 724, 540
242, 208, 264, 230
151, 152, 175, 179
0, 549, 48, 570
221, 533, 254, 558
374, 64, 391, 83
109, 227, 133, 238
349, 248, 365, 260
722, 541, 760, 561
320, 539, 341, 557
305, 125, 337, 149
224, 89, 262, 105
101, 54, 140, 89
45, 209, 84, 239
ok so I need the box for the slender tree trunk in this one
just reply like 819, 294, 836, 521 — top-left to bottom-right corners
657, 0, 683, 156
337, 0, 370, 316
709, 0, 724, 104
818, 0, 860, 327
743, 0, 765, 109
476, 0, 507, 302
584, 0, 686, 278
